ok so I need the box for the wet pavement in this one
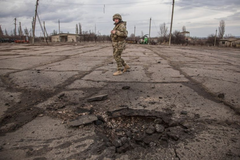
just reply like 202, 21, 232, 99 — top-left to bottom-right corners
0, 42, 239, 160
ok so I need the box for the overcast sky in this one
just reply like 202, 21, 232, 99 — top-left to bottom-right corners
0, 0, 239, 37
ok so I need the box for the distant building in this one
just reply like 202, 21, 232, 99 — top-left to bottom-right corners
219, 38, 240, 47
51, 33, 79, 42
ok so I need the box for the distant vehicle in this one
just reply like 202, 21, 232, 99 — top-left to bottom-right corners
139, 34, 148, 44
14, 40, 29, 43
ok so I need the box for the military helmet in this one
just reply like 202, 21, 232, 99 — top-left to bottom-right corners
113, 13, 122, 21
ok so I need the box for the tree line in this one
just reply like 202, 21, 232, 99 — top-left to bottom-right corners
0, 19, 235, 45
156, 20, 235, 46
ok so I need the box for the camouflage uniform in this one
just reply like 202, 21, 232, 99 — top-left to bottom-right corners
110, 14, 128, 72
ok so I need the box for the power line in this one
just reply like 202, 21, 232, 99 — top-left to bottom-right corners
152, 20, 160, 33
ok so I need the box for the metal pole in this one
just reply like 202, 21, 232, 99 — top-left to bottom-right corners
43, 21, 48, 43
19, 22, 21, 36
36, 13, 47, 44
43, 21, 46, 42
95, 24, 96, 34
14, 18, 17, 36
134, 26, 136, 42
32, 0, 39, 44
149, 18, 151, 45
214, 29, 217, 46
58, 20, 60, 34
169, 0, 175, 46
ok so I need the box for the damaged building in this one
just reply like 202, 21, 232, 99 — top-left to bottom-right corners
51, 33, 79, 42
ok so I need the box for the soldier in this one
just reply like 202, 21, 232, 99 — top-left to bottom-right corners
110, 13, 130, 76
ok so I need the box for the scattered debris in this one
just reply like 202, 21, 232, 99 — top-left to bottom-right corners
122, 86, 130, 90
155, 124, 165, 133
218, 93, 225, 99
149, 101, 156, 105
87, 94, 108, 102
38, 114, 44, 117
166, 126, 184, 141
75, 107, 93, 114
58, 93, 65, 99
106, 108, 173, 121
68, 115, 98, 127
119, 105, 129, 108
181, 111, 188, 115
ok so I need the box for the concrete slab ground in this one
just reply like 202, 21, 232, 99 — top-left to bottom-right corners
0, 43, 239, 160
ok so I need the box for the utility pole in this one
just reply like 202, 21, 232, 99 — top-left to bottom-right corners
19, 22, 23, 36
149, 18, 151, 45
134, 26, 136, 41
43, 21, 48, 42
95, 24, 96, 34
169, 0, 175, 46
76, 24, 78, 34
58, 20, 60, 34
32, 17, 34, 39
37, 13, 47, 43
79, 23, 81, 35
214, 29, 217, 46
32, 0, 39, 44
14, 18, 17, 36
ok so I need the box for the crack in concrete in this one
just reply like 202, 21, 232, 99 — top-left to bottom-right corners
1, 46, 109, 77
0, 45, 111, 133
174, 148, 181, 160
145, 46, 240, 115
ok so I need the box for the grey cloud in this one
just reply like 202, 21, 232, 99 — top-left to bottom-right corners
0, 0, 239, 37
39, 10, 83, 23
225, 12, 240, 21
0, 1, 34, 18
176, 0, 240, 10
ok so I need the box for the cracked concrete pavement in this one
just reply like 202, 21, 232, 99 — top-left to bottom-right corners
0, 42, 239, 160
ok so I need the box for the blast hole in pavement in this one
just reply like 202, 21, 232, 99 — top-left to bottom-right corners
96, 113, 192, 153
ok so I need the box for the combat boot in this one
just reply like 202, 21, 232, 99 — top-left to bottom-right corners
123, 64, 130, 73
113, 70, 122, 76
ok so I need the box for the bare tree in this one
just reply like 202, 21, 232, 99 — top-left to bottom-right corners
218, 20, 225, 39
224, 34, 234, 38
159, 23, 168, 38
182, 26, 186, 32
0, 25, 3, 36
29, 29, 32, 37
79, 23, 82, 35
130, 33, 135, 38
18, 22, 23, 36
207, 34, 218, 46
171, 30, 186, 44
5, 29, 9, 36
51, 30, 58, 35
76, 24, 78, 34
24, 27, 29, 36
